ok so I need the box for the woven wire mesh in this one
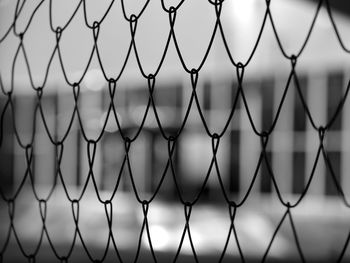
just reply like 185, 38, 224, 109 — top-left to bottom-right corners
1, 0, 350, 262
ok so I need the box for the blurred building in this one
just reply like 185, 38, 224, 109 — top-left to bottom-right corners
1, 0, 350, 201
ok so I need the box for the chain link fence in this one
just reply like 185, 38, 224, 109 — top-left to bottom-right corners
1, 0, 350, 262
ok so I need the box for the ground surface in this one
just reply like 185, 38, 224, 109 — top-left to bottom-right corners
1, 189, 350, 262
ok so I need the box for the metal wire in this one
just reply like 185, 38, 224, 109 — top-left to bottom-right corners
0, 0, 350, 262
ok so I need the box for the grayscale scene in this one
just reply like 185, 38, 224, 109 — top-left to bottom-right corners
1, 0, 350, 262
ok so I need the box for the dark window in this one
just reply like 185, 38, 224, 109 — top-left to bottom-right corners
293, 75, 307, 194
293, 75, 308, 131
327, 71, 344, 131
229, 130, 240, 193
0, 96, 14, 193
260, 78, 274, 193
293, 151, 305, 194
325, 152, 341, 196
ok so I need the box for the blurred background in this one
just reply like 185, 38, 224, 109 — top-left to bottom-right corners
1, 0, 350, 262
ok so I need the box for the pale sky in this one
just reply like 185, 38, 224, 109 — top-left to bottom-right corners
1, 0, 350, 90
